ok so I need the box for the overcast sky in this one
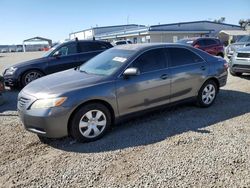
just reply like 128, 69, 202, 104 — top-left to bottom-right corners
0, 0, 249, 44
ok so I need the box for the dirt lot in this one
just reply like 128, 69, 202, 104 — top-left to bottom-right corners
0, 52, 250, 187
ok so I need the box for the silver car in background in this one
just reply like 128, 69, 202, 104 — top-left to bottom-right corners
229, 46, 250, 76
226, 35, 250, 59
18, 44, 228, 143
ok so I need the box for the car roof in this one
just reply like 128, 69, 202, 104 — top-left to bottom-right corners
180, 37, 219, 41
113, 43, 191, 51
66, 40, 110, 44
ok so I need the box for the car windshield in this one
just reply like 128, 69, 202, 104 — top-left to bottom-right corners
237, 35, 250, 42
177, 39, 194, 45
42, 43, 61, 57
79, 49, 134, 76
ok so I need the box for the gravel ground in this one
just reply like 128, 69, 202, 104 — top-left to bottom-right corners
0, 53, 250, 187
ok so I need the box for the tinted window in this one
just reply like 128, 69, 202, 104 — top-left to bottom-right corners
169, 48, 203, 67
53, 43, 77, 56
203, 39, 217, 46
116, 41, 127, 45
132, 49, 166, 73
177, 39, 194, 46
237, 35, 250, 42
196, 40, 205, 46
79, 42, 107, 52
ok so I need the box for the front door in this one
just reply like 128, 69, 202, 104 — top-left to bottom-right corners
116, 48, 171, 116
46, 42, 78, 74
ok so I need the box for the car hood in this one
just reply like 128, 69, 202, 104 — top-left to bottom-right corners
22, 69, 108, 98
12, 57, 47, 68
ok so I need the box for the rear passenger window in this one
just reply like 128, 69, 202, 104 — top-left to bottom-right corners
169, 48, 203, 67
79, 42, 107, 52
195, 40, 205, 46
132, 49, 166, 73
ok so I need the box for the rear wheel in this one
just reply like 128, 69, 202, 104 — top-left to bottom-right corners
230, 70, 242, 77
69, 103, 111, 142
21, 70, 44, 87
197, 80, 218, 107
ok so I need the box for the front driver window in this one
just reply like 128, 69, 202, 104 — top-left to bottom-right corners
53, 43, 77, 56
132, 48, 166, 73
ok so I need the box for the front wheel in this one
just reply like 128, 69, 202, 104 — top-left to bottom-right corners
197, 80, 218, 107
21, 70, 44, 87
69, 103, 111, 142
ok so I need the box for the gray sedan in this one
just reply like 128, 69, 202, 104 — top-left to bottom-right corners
18, 43, 228, 142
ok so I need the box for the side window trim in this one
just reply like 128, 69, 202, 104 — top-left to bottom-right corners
117, 47, 168, 78
131, 48, 168, 74
53, 43, 78, 57
167, 47, 205, 68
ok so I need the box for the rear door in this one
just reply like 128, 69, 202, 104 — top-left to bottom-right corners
46, 42, 78, 74
116, 48, 171, 116
77, 42, 110, 66
168, 47, 208, 102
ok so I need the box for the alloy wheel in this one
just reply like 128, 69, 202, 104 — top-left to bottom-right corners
202, 84, 216, 105
24, 71, 43, 85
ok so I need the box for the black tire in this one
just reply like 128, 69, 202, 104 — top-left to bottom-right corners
69, 103, 111, 142
197, 80, 218, 108
230, 70, 242, 77
21, 70, 44, 87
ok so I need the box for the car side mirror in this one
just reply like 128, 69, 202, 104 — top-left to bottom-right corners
123, 67, 140, 77
53, 51, 62, 58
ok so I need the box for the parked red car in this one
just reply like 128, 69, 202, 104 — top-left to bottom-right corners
177, 37, 224, 58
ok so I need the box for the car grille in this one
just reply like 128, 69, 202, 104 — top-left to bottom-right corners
18, 97, 31, 108
232, 64, 250, 69
237, 53, 250, 58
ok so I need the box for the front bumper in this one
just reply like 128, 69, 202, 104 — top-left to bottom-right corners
230, 59, 250, 73
18, 105, 71, 138
3, 74, 18, 87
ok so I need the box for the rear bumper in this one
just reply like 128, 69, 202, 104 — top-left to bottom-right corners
218, 73, 228, 87
18, 106, 71, 138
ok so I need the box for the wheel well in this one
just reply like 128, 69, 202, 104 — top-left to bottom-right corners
206, 77, 220, 90
19, 69, 45, 86
67, 99, 115, 136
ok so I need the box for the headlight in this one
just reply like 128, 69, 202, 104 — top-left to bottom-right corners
30, 97, 67, 109
4, 67, 17, 75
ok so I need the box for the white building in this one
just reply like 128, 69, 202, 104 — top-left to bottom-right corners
70, 21, 242, 43
69, 24, 145, 40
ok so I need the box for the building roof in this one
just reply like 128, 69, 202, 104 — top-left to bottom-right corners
69, 24, 146, 35
219, 30, 250, 36
150, 20, 241, 28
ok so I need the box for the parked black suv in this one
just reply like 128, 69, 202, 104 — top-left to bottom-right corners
3, 40, 113, 88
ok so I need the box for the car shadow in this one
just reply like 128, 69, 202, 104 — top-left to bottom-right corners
47, 89, 250, 153
0, 90, 19, 113
239, 74, 250, 80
